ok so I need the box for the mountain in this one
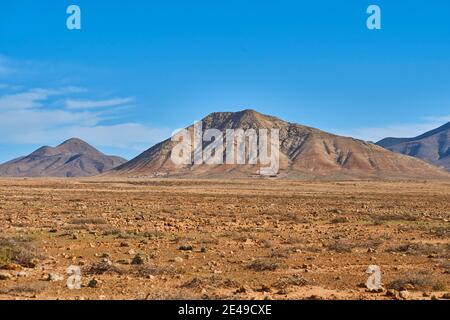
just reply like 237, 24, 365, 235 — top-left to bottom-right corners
0, 138, 127, 177
377, 122, 450, 171
108, 110, 449, 180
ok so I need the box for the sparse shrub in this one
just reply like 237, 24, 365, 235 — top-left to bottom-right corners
0, 235, 39, 268
135, 264, 179, 277
273, 274, 309, 289
326, 241, 356, 253
0, 282, 47, 294
69, 217, 107, 225
387, 273, 447, 291
180, 275, 239, 289
330, 217, 349, 224
386, 243, 449, 258
247, 258, 280, 271
85, 260, 123, 275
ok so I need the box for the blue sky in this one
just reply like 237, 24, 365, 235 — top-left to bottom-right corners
0, 0, 450, 162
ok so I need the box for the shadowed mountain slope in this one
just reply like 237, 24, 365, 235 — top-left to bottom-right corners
377, 122, 450, 171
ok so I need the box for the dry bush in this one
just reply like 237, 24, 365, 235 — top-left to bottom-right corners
387, 273, 447, 291
326, 241, 356, 253
180, 275, 240, 290
330, 217, 349, 224
0, 282, 47, 294
135, 264, 180, 277
246, 258, 280, 271
198, 237, 219, 245
386, 243, 449, 258
371, 213, 418, 223
140, 231, 166, 240
428, 226, 450, 239
273, 274, 309, 289
69, 217, 107, 225
278, 212, 310, 224
85, 260, 123, 275
0, 235, 39, 268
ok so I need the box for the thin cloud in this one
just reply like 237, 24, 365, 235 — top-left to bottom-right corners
65, 97, 134, 109
0, 87, 84, 110
0, 86, 170, 155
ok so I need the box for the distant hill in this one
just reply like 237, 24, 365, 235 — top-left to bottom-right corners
0, 138, 127, 177
108, 110, 449, 180
377, 122, 450, 171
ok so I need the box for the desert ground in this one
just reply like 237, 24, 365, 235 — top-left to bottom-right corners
0, 178, 449, 300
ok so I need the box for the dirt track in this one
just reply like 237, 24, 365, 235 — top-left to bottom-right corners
0, 178, 449, 300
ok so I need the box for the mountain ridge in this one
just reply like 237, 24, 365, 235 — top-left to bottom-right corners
109, 110, 449, 180
0, 138, 127, 177
376, 122, 450, 171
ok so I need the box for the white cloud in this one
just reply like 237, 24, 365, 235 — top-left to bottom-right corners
0, 87, 84, 110
65, 97, 134, 109
0, 86, 170, 155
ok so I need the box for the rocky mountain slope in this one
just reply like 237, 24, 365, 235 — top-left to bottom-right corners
0, 138, 127, 177
377, 122, 450, 171
109, 110, 448, 180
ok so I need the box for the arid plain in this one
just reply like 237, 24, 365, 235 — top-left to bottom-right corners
0, 178, 449, 300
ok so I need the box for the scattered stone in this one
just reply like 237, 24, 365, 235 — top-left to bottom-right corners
399, 290, 410, 299
47, 273, 64, 282
17, 271, 28, 277
235, 285, 250, 294
173, 257, 184, 263
179, 245, 193, 251
200, 247, 207, 253
88, 279, 99, 288
441, 293, 450, 300
131, 254, 146, 265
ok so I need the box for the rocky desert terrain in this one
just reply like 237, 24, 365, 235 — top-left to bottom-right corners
0, 178, 449, 300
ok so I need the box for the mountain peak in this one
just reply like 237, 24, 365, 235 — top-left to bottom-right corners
56, 138, 99, 154
0, 138, 127, 177
110, 109, 449, 179
377, 121, 450, 171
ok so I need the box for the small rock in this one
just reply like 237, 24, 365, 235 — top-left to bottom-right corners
441, 293, 450, 300
88, 279, 99, 288
131, 254, 146, 265
173, 257, 184, 263
399, 290, 410, 300
179, 245, 193, 251
47, 273, 64, 282
235, 285, 250, 294
17, 271, 28, 277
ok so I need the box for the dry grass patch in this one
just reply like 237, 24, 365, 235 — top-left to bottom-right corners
0, 235, 40, 268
